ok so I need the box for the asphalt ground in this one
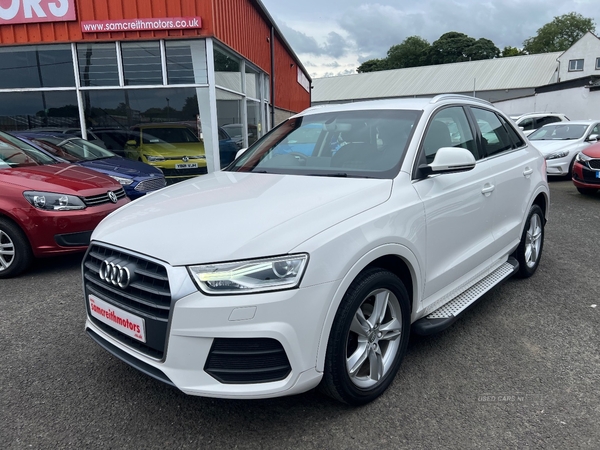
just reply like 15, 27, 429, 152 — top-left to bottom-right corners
1, 179, 598, 449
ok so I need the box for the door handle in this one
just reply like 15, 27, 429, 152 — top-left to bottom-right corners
523, 167, 533, 177
481, 184, 495, 196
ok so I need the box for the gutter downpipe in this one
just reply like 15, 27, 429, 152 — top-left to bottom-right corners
270, 26, 275, 128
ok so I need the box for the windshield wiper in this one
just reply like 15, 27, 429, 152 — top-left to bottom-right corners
309, 172, 348, 177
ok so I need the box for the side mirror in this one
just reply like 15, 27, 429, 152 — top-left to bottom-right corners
125, 140, 137, 147
587, 134, 599, 142
421, 147, 476, 176
235, 147, 248, 159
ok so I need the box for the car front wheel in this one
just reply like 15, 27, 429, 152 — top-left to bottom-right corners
0, 218, 33, 279
320, 269, 410, 405
515, 205, 544, 278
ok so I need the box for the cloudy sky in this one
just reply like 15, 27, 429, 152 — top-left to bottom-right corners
260, 0, 600, 79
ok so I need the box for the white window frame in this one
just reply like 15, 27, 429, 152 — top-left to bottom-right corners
596, 57, 600, 70
568, 59, 584, 72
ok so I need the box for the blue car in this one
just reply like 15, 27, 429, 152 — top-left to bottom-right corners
10, 132, 166, 199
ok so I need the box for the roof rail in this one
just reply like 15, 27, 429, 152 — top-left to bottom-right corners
430, 94, 492, 106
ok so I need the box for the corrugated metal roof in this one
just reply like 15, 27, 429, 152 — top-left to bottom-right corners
312, 52, 562, 103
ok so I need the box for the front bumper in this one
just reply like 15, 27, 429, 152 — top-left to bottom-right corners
545, 155, 573, 176
572, 161, 600, 189
84, 259, 335, 398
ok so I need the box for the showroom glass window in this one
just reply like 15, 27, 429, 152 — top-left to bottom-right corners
568, 59, 584, 72
216, 89, 243, 141
0, 45, 74, 89
0, 91, 79, 131
78, 43, 120, 86
82, 88, 200, 130
121, 42, 162, 86
165, 40, 208, 85
246, 65, 261, 145
213, 47, 242, 92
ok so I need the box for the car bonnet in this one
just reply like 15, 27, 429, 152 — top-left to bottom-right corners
91, 171, 392, 266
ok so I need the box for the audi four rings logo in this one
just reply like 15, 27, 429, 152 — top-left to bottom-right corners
108, 191, 118, 203
99, 260, 132, 288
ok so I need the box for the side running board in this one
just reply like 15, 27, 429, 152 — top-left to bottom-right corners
412, 258, 519, 336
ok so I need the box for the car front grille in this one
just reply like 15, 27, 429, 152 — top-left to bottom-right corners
134, 177, 167, 192
83, 244, 171, 359
588, 159, 600, 170
83, 188, 127, 206
204, 338, 292, 384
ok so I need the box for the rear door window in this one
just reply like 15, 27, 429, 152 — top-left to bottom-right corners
471, 108, 514, 157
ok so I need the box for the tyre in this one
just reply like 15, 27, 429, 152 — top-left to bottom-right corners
0, 218, 33, 279
514, 205, 544, 278
320, 269, 411, 405
577, 187, 597, 195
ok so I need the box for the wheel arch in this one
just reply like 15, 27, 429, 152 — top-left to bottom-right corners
315, 244, 421, 373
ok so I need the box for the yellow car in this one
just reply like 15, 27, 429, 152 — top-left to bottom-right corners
125, 124, 207, 183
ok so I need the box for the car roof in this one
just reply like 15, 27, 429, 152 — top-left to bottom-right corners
297, 95, 494, 118
539, 120, 597, 126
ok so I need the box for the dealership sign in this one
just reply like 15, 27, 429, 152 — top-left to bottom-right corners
81, 17, 202, 33
0, 0, 76, 24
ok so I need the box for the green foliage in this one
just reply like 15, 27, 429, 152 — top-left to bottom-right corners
429, 32, 477, 64
501, 46, 525, 57
386, 36, 431, 69
522, 12, 596, 54
466, 38, 500, 60
357, 58, 388, 73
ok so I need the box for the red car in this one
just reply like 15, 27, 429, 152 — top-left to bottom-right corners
572, 141, 600, 195
0, 132, 130, 278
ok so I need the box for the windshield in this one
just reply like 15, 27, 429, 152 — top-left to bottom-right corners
0, 132, 58, 169
227, 109, 422, 179
528, 124, 588, 141
141, 127, 199, 144
29, 136, 116, 161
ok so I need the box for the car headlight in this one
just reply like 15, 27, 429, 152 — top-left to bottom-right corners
23, 191, 86, 211
188, 254, 308, 294
145, 155, 165, 162
545, 151, 569, 160
576, 152, 591, 163
109, 175, 134, 186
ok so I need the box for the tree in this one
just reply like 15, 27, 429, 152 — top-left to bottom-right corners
386, 36, 431, 69
357, 58, 387, 73
465, 38, 500, 61
428, 32, 477, 64
501, 46, 525, 57
523, 12, 596, 54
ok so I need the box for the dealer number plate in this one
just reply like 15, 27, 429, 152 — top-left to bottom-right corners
88, 294, 146, 343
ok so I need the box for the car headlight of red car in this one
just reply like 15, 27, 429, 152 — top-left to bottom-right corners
23, 191, 86, 211
575, 152, 591, 165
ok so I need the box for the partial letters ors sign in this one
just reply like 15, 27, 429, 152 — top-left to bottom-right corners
81, 17, 202, 33
0, 0, 76, 25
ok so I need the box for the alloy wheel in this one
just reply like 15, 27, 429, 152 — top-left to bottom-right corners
0, 229, 15, 272
525, 213, 542, 268
345, 288, 403, 389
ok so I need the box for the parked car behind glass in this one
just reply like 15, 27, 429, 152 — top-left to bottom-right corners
82, 95, 548, 405
0, 132, 129, 278
126, 124, 207, 184
10, 132, 166, 199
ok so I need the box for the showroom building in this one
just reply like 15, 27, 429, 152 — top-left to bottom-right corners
0, 0, 311, 171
